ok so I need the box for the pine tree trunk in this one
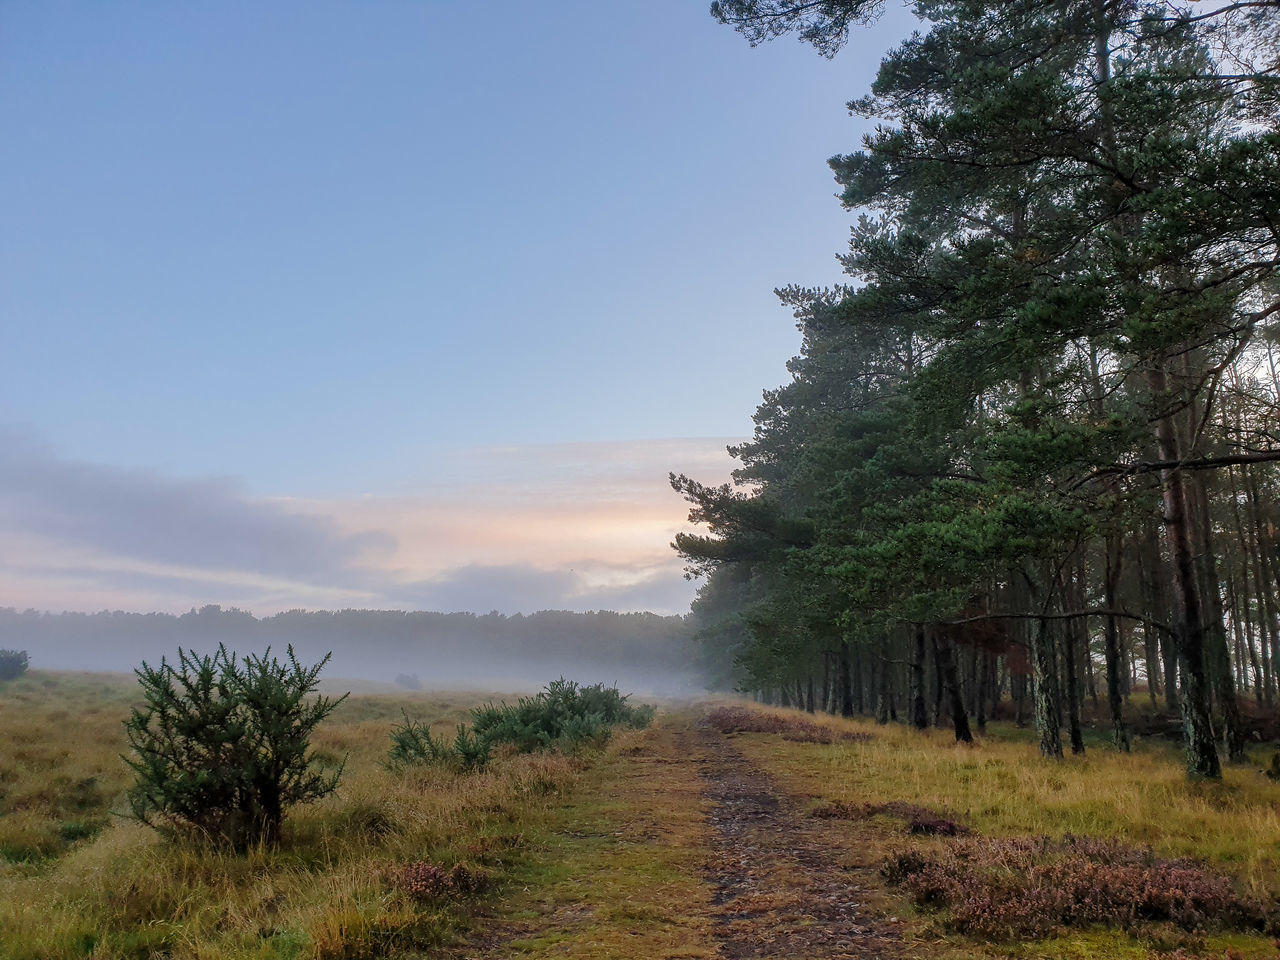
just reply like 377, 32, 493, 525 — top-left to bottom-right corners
931, 632, 946, 727
910, 625, 929, 730
1031, 616, 1064, 759
852, 645, 865, 715
1191, 472, 1245, 761
1246, 470, 1280, 704
1103, 536, 1130, 751
838, 639, 854, 718
1147, 362, 1222, 779
976, 650, 989, 734
1137, 532, 1162, 705
821, 649, 834, 713
936, 631, 973, 743
876, 636, 891, 724
1013, 668, 1028, 727
1062, 618, 1085, 755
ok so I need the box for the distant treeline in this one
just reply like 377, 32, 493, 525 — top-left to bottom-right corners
0, 605, 699, 693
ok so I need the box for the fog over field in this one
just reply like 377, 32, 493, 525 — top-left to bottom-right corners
0, 604, 701, 695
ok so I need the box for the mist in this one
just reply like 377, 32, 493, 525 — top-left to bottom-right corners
0, 604, 704, 697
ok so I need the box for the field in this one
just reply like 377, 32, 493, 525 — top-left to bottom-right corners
3, 672, 1280, 959
0, 672, 593, 959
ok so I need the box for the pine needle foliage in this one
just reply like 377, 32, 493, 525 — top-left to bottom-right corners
123, 644, 347, 850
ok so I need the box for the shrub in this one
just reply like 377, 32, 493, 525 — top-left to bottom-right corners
388, 679, 654, 772
0, 648, 29, 681
393, 860, 486, 901
387, 714, 489, 772
469, 678, 654, 753
123, 644, 347, 850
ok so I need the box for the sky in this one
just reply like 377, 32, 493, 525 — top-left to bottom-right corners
1, 1, 918, 616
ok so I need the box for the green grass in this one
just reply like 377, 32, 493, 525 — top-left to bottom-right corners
480, 718, 715, 958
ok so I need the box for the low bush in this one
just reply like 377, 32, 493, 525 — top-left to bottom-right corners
393, 860, 487, 901
389, 679, 654, 771
881, 834, 1276, 940
471, 678, 654, 752
387, 714, 490, 772
124, 644, 347, 850
0, 649, 29, 681
706, 705, 872, 744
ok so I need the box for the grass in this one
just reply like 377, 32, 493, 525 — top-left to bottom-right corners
482, 718, 714, 958
6, 671, 1280, 960
0, 672, 137, 862
0, 671, 601, 960
715, 701, 1280, 958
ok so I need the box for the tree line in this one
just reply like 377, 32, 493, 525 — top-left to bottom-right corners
674, 0, 1280, 778
0, 605, 697, 692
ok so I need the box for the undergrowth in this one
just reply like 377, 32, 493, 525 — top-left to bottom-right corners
389, 678, 655, 770
882, 835, 1277, 941
718, 700, 1280, 957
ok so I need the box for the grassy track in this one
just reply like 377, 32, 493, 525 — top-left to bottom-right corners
457, 718, 714, 958
460, 705, 1280, 960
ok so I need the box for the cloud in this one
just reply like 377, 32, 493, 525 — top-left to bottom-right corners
0, 429, 734, 615
0, 426, 392, 584
394, 558, 698, 616
397, 564, 580, 614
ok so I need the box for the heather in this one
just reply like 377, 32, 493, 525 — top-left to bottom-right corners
882, 835, 1277, 941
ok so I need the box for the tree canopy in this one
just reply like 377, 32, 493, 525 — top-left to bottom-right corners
677, 0, 1280, 778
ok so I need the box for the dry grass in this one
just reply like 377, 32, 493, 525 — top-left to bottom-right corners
473, 718, 716, 959
0, 671, 590, 960
9, 674, 1280, 960
718, 701, 1280, 958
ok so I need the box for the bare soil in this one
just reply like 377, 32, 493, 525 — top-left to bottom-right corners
694, 718, 903, 959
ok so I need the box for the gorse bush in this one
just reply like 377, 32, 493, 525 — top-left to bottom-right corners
389, 679, 654, 771
471, 678, 655, 752
387, 714, 490, 772
124, 644, 347, 850
0, 648, 29, 681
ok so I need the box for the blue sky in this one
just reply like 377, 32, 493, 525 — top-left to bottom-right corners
1, 1, 917, 614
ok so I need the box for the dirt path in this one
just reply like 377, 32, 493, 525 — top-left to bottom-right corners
461, 712, 911, 958
694, 718, 903, 959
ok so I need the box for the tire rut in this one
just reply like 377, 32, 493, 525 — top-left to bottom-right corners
693, 719, 902, 960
